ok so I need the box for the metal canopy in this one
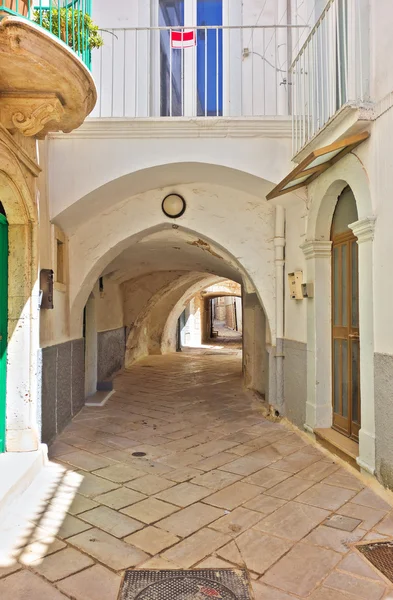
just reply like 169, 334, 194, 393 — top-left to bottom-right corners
266, 131, 370, 200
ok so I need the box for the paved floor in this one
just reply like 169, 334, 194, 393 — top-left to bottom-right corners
1, 350, 393, 599
212, 320, 243, 346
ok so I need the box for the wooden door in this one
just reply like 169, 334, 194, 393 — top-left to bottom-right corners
0, 212, 8, 453
331, 229, 360, 440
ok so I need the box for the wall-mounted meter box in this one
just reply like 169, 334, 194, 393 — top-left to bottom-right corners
288, 271, 303, 300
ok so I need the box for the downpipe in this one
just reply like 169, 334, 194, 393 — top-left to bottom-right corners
274, 205, 285, 414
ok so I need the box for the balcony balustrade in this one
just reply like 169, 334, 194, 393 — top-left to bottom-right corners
291, 0, 370, 154
0, 0, 94, 68
91, 25, 306, 119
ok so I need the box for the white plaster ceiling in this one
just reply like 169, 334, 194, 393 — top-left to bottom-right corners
102, 228, 241, 283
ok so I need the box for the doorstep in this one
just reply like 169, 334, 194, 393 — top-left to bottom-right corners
314, 427, 359, 470
0, 444, 48, 514
85, 389, 115, 407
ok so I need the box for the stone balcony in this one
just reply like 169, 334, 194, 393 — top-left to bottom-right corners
0, 15, 96, 138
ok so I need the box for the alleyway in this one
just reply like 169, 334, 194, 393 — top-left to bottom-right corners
1, 351, 393, 599
211, 320, 243, 347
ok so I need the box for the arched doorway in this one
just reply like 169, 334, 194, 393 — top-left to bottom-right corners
0, 202, 7, 452
331, 187, 360, 440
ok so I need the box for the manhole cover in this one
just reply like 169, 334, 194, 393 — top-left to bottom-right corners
357, 541, 393, 582
132, 452, 147, 457
119, 569, 252, 600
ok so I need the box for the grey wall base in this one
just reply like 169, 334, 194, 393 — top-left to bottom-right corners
283, 339, 307, 428
375, 352, 393, 489
41, 339, 85, 445
97, 327, 126, 384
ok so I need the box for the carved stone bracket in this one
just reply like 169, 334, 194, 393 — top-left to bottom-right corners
0, 93, 64, 137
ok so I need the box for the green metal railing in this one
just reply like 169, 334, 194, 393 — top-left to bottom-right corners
0, 1, 96, 69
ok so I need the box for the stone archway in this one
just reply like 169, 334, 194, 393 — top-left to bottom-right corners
0, 139, 40, 452
71, 224, 272, 402
65, 168, 281, 412
161, 276, 239, 354
302, 153, 375, 475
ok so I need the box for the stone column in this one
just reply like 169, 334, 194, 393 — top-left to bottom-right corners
243, 292, 266, 396
349, 216, 376, 475
6, 221, 40, 452
84, 294, 97, 398
301, 240, 332, 432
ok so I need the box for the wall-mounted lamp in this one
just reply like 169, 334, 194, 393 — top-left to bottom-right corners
162, 193, 186, 219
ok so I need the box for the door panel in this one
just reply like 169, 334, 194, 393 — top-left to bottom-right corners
0, 213, 8, 453
332, 230, 360, 440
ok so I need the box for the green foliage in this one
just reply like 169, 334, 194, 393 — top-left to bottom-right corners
32, 7, 103, 52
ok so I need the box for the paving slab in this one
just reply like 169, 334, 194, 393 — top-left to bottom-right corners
155, 482, 211, 507
125, 526, 180, 554
209, 506, 263, 536
66, 528, 149, 570
261, 542, 341, 596
156, 502, 224, 537
31, 547, 94, 582
57, 565, 122, 600
161, 527, 231, 568
80, 505, 144, 537
254, 501, 330, 541
0, 570, 69, 599
121, 497, 179, 524
94, 487, 146, 509
204, 481, 261, 510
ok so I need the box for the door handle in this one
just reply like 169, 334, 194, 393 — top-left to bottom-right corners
348, 334, 359, 339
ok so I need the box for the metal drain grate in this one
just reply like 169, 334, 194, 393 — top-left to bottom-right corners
119, 569, 252, 600
357, 540, 393, 582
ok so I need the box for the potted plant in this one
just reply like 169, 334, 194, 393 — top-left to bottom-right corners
0, 0, 30, 17
32, 6, 103, 53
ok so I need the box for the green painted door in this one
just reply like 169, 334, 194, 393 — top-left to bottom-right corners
0, 213, 8, 453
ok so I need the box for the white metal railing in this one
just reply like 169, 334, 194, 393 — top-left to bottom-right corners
292, 0, 370, 154
91, 25, 307, 119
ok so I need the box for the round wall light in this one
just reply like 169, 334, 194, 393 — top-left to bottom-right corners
162, 193, 186, 219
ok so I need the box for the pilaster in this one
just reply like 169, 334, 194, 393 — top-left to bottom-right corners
350, 217, 376, 475
301, 240, 333, 431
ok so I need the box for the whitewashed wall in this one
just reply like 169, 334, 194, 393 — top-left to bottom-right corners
284, 200, 308, 344
48, 131, 292, 225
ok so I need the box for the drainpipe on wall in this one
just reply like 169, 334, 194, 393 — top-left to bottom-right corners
277, 0, 290, 115
274, 205, 286, 414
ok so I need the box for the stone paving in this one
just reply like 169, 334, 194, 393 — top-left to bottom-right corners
1, 350, 393, 599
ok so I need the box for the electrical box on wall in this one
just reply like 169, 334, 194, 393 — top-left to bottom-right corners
40, 269, 54, 309
288, 271, 303, 300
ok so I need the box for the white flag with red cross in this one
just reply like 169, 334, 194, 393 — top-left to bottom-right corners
170, 29, 196, 49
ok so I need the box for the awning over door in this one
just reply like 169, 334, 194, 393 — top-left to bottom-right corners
266, 131, 370, 200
